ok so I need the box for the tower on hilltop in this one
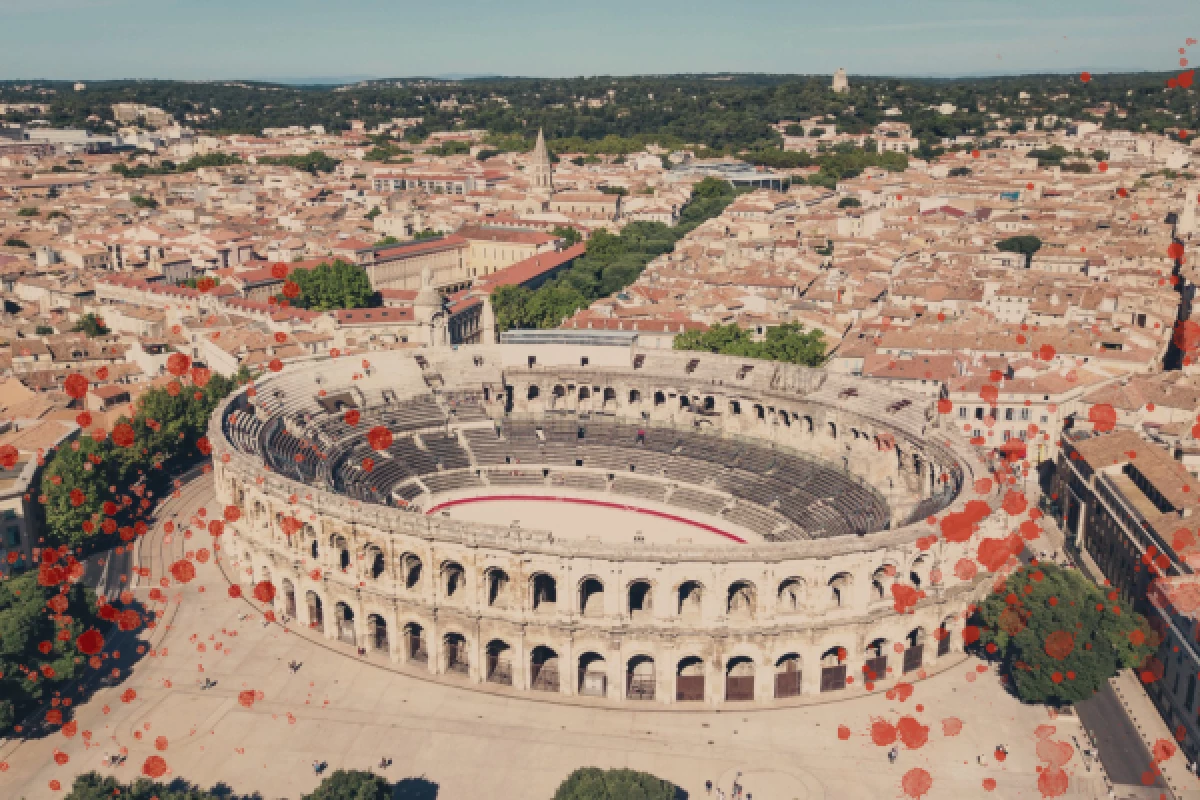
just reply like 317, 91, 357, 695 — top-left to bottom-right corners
832, 68, 849, 93
529, 128, 553, 190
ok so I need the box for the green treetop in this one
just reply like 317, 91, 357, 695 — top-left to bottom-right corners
976, 563, 1156, 705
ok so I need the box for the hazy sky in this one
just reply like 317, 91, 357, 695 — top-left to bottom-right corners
0, 0, 1195, 82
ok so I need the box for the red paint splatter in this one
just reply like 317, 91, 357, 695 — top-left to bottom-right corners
897, 716, 929, 749
870, 718, 897, 747
169, 559, 195, 584
142, 755, 168, 779
941, 717, 963, 736
901, 768, 933, 798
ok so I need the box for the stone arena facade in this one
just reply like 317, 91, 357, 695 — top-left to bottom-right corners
211, 334, 1001, 707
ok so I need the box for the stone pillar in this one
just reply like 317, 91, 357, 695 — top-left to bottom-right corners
801, 649, 822, 696
513, 633, 527, 690
708, 655, 722, 707
560, 637, 575, 697
756, 657, 774, 704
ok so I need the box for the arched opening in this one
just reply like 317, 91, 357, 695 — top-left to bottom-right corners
526, 384, 540, 401
486, 568, 511, 607
725, 656, 755, 702
754, 404, 765, 420
863, 638, 888, 682
828, 421, 837, 439
937, 615, 955, 657
777, 577, 805, 612
778, 409, 789, 426
704, 396, 716, 412
404, 622, 427, 663
531, 573, 557, 612
281, 578, 297, 618
530, 645, 560, 692
444, 632, 468, 675
402, 553, 422, 589
368, 613, 388, 652
310, 539, 319, 560
579, 577, 605, 617
679, 394, 691, 410
485, 639, 512, 685
904, 628, 926, 673
870, 566, 892, 602
803, 415, 814, 434
367, 547, 385, 580
578, 386, 592, 409
628, 388, 642, 405
551, 384, 566, 409
909, 555, 929, 588
333, 535, 350, 571
578, 652, 607, 697
828, 572, 851, 609
775, 653, 802, 698
653, 390, 666, 407
626, 655, 655, 701
726, 580, 756, 618
628, 580, 652, 620
676, 656, 705, 702
334, 602, 355, 645
442, 561, 465, 598
820, 646, 847, 692
678, 581, 703, 617
305, 590, 323, 633
602, 387, 617, 409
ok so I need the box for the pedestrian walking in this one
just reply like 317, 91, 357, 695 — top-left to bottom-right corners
705, 779, 713, 794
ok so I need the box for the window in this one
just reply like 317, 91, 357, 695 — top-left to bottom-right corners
972, 429, 981, 439
6, 525, 18, 547
975, 407, 984, 420
1003, 430, 1011, 441
959, 407, 968, 419
1040, 416, 1048, 424
1005, 408, 1014, 421
1020, 408, 1030, 421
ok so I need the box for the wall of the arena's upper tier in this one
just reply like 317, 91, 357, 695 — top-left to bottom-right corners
211, 342, 1002, 707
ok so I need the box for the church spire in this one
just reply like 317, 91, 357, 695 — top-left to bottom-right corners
530, 128, 553, 190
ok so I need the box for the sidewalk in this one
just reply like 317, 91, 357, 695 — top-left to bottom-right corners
1052, 509, 1200, 799
1109, 669, 1200, 799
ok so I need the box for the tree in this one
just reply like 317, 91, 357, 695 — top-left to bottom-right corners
65, 769, 390, 800
375, 236, 401, 247
279, 259, 376, 311
364, 206, 381, 220
3, 238, 29, 248
258, 150, 340, 174
302, 770, 390, 800
553, 767, 679, 800
0, 571, 99, 735
976, 564, 1155, 705
837, 196, 862, 208
72, 313, 110, 337
552, 225, 583, 246
412, 229, 439, 240
35, 325, 54, 335
40, 369, 246, 550
129, 194, 158, 209
17, 207, 38, 217
948, 166, 972, 177
674, 322, 826, 367
995, 235, 1043, 268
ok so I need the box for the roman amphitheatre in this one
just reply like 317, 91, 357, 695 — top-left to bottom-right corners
213, 331, 999, 707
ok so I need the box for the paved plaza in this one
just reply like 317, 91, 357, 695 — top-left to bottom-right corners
0, 477, 1120, 799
